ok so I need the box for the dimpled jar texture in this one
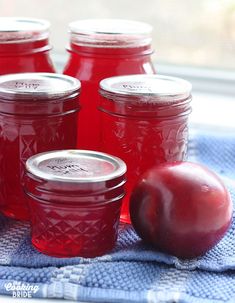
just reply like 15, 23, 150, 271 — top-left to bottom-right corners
24, 150, 126, 257
63, 19, 156, 150
99, 75, 192, 223
0, 74, 80, 220
0, 18, 55, 75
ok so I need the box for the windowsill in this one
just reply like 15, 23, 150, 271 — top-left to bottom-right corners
156, 62, 235, 130
190, 92, 235, 130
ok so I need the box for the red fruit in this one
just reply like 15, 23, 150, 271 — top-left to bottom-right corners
130, 162, 233, 259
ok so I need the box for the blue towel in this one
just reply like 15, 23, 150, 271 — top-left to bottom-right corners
0, 127, 235, 302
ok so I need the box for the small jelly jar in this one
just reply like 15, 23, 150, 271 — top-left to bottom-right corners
63, 19, 156, 150
24, 150, 126, 258
0, 17, 55, 75
99, 74, 192, 223
0, 73, 80, 220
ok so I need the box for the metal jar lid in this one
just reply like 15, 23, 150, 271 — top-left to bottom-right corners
100, 74, 192, 102
0, 73, 81, 100
26, 150, 127, 183
69, 19, 152, 48
0, 18, 50, 43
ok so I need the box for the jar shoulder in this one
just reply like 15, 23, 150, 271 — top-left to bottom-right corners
63, 53, 155, 80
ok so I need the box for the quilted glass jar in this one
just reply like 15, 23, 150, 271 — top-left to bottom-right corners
0, 73, 80, 220
63, 19, 156, 150
0, 17, 55, 75
99, 74, 192, 223
24, 150, 126, 258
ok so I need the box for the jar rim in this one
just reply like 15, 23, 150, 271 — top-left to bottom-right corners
26, 150, 127, 183
100, 74, 192, 102
69, 19, 152, 48
0, 17, 50, 43
0, 73, 81, 100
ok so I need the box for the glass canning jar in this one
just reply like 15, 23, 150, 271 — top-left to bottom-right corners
0, 17, 55, 74
63, 19, 156, 150
24, 150, 126, 258
0, 73, 80, 220
99, 74, 192, 223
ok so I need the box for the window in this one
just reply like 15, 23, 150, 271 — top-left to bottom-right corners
2, 0, 235, 128
2, 0, 235, 70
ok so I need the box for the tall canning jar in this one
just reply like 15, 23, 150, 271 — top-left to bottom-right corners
0, 17, 55, 75
63, 19, 156, 150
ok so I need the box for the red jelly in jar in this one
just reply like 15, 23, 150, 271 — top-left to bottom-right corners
63, 19, 156, 150
99, 75, 192, 223
0, 17, 55, 74
24, 150, 126, 258
0, 73, 80, 220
